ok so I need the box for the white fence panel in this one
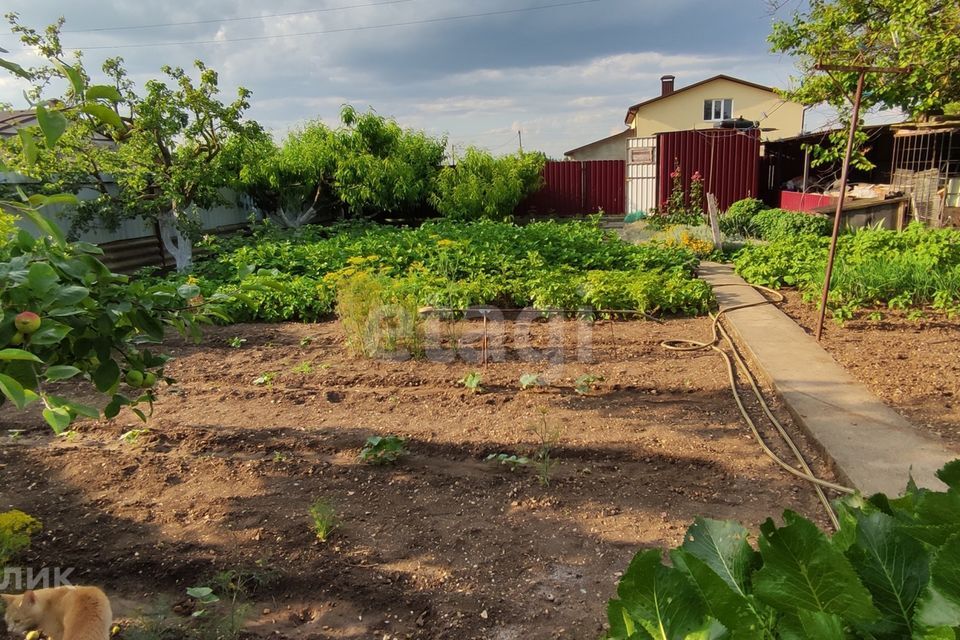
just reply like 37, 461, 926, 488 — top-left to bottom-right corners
627, 136, 657, 214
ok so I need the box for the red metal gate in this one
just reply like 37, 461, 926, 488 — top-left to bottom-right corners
522, 160, 625, 216
657, 129, 759, 211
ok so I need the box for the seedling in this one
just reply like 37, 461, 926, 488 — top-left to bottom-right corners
227, 336, 246, 348
574, 373, 604, 395
291, 361, 313, 375
252, 372, 277, 387
120, 428, 150, 445
529, 408, 563, 486
308, 499, 338, 542
272, 451, 287, 463
299, 337, 313, 348
519, 373, 547, 390
486, 453, 531, 470
7, 430, 23, 441
186, 586, 220, 618
459, 371, 483, 393
359, 435, 408, 465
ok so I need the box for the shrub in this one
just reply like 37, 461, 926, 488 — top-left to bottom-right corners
651, 225, 716, 258
719, 197, 766, 237
431, 148, 545, 220
0, 210, 17, 257
332, 270, 423, 358
752, 207, 831, 240
604, 459, 960, 639
0, 509, 41, 567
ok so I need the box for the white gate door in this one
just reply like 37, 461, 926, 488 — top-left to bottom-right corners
627, 136, 657, 214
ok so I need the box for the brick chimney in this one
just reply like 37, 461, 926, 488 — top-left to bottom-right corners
660, 75, 675, 96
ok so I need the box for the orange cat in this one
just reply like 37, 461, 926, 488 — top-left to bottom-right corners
2, 586, 111, 640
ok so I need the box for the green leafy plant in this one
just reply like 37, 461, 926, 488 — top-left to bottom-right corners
291, 361, 313, 375
358, 435, 408, 465
0, 509, 41, 567
252, 372, 276, 387
227, 336, 246, 348
606, 459, 960, 639
574, 373, 603, 395
431, 147, 546, 220
486, 453, 531, 469
734, 223, 960, 320
519, 373, 547, 390
459, 371, 483, 393
751, 208, 831, 240
119, 428, 150, 445
719, 198, 767, 237
308, 499, 339, 542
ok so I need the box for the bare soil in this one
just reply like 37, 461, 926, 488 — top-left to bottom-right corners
1, 318, 836, 639
779, 292, 960, 451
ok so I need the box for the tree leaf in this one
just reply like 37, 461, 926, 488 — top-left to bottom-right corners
42, 406, 72, 434
177, 283, 201, 299
85, 85, 122, 102
45, 365, 82, 381
27, 262, 59, 295
754, 512, 878, 624
616, 549, 707, 640
53, 60, 85, 96
17, 129, 38, 165
93, 359, 121, 393
0, 348, 43, 363
81, 103, 123, 130
52, 285, 90, 307
19, 207, 66, 245
847, 511, 929, 637
28, 319, 72, 346
0, 373, 29, 409
0, 57, 31, 79
35, 104, 68, 148
681, 517, 759, 596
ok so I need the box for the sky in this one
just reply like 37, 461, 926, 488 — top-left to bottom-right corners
0, 0, 903, 158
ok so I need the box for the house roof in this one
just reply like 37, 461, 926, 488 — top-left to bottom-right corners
564, 128, 632, 157
624, 75, 778, 125
0, 110, 40, 138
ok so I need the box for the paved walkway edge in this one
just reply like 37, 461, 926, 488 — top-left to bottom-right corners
699, 262, 955, 496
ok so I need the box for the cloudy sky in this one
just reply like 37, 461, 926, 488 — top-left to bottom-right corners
0, 0, 897, 158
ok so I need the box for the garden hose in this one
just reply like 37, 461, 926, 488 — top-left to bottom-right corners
661, 283, 855, 530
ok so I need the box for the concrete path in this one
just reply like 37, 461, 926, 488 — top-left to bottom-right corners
699, 262, 956, 496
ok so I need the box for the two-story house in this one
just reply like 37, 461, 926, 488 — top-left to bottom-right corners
565, 74, 805, 162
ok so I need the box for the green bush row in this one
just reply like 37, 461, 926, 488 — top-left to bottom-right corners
718, 198, 831, 240
606, 459, 960, 639
181, 219, 714, 321
733, 223, 960, 317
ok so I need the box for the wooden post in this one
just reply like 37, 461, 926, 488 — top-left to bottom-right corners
706, 193, 722, 248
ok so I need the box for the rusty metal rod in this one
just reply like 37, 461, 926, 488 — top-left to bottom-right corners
814, 70, 866, 341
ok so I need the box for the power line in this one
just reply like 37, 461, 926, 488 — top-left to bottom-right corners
66, 0, 603, 50
62, 0, 416, 33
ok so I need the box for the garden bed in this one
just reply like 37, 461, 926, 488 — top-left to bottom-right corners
0, 319, 837, 639
779, 291, 960, 450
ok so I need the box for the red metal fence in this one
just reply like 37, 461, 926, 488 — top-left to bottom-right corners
522, 160, 625, 215
657, 129, 760, 211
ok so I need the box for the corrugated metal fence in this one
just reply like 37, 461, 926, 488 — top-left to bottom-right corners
521, 160, 625, 216
657, 129, 760, 210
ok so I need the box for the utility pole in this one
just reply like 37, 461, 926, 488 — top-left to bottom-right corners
518, 129, 523, 152
812, 62, 909, 341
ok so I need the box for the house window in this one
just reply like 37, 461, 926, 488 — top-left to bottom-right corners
703, 98, 733, 121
